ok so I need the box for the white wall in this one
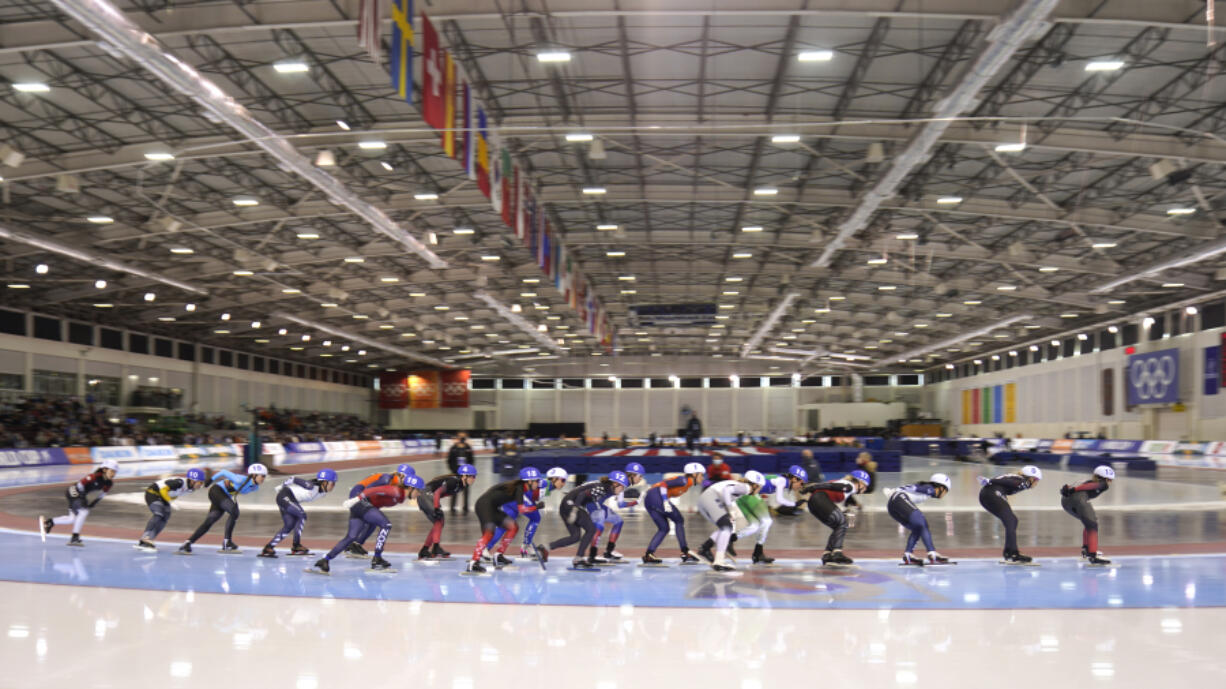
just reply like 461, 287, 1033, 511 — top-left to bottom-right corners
924, 324, 1226, 441
0, 333, 372, 419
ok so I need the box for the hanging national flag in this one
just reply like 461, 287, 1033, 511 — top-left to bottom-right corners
389, 0, 413, 101
442, 52, 457, 158
499, 149, 514, 227
515, 172, 529, 241
357, 0, 384, 66
420, 14, 446, 129
475, 106, 491, 197
462, 81, 475, 180
489, 131, 504, 214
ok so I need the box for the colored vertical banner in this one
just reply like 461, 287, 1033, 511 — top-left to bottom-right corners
409, 370, 440, 409
1101, 370, 1114, 416
442, 52, 456, 157
440, 369, 471, 408
389, 0, 413, 101
1005, 383, 1017, 422
993, 385, 1003, 423
971, 388, 981, 424
981, 387, 990, 424
1206, 346, 1221, 396
378, 373, 408, 409
419, 14, 445, 128
962, 390, 972, 424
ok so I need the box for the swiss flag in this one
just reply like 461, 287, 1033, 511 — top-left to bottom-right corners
420, 14, 446, 130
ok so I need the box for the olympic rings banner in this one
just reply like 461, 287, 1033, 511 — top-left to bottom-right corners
409, 370, 441, 409
440, 369, 470, 408
379, 373, 410, 409
1126, 347, 1180, 406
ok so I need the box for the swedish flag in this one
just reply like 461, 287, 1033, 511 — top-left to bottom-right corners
390, 0, 413, 101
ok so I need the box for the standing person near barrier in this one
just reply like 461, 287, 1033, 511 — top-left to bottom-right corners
800, 470, 871, 567
310, 474, 426, 574
260, 469, 337, 558
1060, 466, 1114, 565
417, 464, 478, 559
695, 477, 758, 572
133, 467, 207, 551
547, 472, 628, 569
446, 433, 474, 514
40, 459, 119, 546
978, 465, 1042, 564
344, 464, 415, 558
178, 464, 268, 555
705, 457, 732, 485
642, 462, 706, 564
887, 473, 953, 565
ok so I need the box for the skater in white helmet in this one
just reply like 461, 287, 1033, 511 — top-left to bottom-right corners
886, 473, 953, 565
978, 465, 1042, 563
1059, 465, 1115, 565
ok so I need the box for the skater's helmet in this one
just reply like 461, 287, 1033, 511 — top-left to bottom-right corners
186, 467, 206, 482
624, 462, 645, 476
1093, 465, 1116, 480
744, 470, 766, 487
395, 463, 416, 477
247, 463, 268, 476
457, 464, 478, 476
608, 470, 629, 487
405, 475, 426, 491
519, 466, 542, 481
546, 467, 569, 480
683, 462, 705, 475
1021, 465, 1043, 480
100, 459, 120, 473
785, 465, 808, 482
850, 469, 871, 486
929, 473, 952, 491
316, 468, 338, 482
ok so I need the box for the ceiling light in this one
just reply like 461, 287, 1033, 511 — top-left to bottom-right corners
281, 288, 301, 294
214, 329, 231, 334
87, 215, 114, 224
621, 289, 636, 294
1107, 299, 1126, 305
895, 233, 919, 240
251, 321, 262, 329
453, 228, 475, 235
1085, 60, 1125, 72
963, 300, 981, 305
520, 292, 537, 298
1091, 241, 1117, 249
289, 346, 303, 351
379, 276, 399, 282
725, 276, 743, 282
380, 162, 394, 171
1039, 266, 1060, 272
277, 328, 288, 335
878, 285, 897, 291
335, 120, 350, 131
273, 61, 310, 73
343, 256, 365, 264
996, 285, 1017, 291
13, 82, 50, 93
144, 151, 175, 161
434, 305, 450, 310
94, 279, 107, 289
157, 316, 175, 322
580, 187, 609, 196
93, 303, 113, 308
741, 226, 764, 233
537, 51, 572, 63
618, 275, 636, 281
7, 283, 30, 289
358, 140, 387, 150
255, 338, 270, 344
169, 247, 193, 254
407, 292, 425, 298
352, 314, 369, 319
1108, 325, 1119, 333
565, 133, 594, 143
1077, 333, 1088, 340
414, 192, 439, 201
935, 312, 952, 318
1060, 312, 1079, 318
233, 269, 254, 276
936, 196, 963, 205
994, 142, 1027, 153
33, 263, 49, 274
1167, 207, 1196, 216
797, 50, 834, 62
143, 292, 156, 302
770, 134, 800, 144
753, 187, 778, 196
719, 304, 735, 309
314, 150, 335, 167
722, 290, 739, 295
480, 255, 501, 261
1162, 282, 1184, 288
867, 257, 888, 265
606, 250, 626, 257
522, 278, 540, 284
296, 232, 320, 239
232, 196, 259, 207
1051, 339, 1061, 346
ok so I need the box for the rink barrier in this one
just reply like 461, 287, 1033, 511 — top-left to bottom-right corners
517, 447, 901, 476
989, 451, 1157, 472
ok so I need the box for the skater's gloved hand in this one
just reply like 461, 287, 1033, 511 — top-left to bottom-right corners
68, 486, 80, 498
977, 476, 990, 487
535, 501, 545, 510
341, 497, 360, 509
1060, 484, 1073, 497
433, 508, 445, 520
86, 499, 100, 508
663, 499, 673, 513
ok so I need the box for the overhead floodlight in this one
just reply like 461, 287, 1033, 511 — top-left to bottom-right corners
273, 61, 310, 73
994, 142, 1027, 153
335, 120, 350, 131
880, 314, 1032, 365
314, 150, 335, 167
1084, 60, 1125, 72
144, 151, 175, 161
797, 50, 834, 62
13, 82, 50, 93
474, 291, 564, 353
1091, 234, 1226, 294
741, 226, 764, 233
733, 252, 753, 258
87, 215, 114, 224
771, 134, 801, 144
95, 279, 107, 289
273, 312, 450, 367
936, 196, 963, 205
753, 187, 778, 196
596, 224, 619, 231
1091, 241, 1117, 249
358, 140, 387, 150
537, 51, 572, 63
232, 196, 259, 207
582, 187, 607, 195
414, 192, 439, 201
565, 133, 594, 142
1166, 208, 1196, 216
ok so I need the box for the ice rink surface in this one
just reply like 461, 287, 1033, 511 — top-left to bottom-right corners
3, 455, 1225, 688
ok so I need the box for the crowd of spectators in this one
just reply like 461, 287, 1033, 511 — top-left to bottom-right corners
0, 397, 121, 448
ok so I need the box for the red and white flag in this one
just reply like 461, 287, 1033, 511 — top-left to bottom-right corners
420, 13, 446, 129
357, 0, 384, 65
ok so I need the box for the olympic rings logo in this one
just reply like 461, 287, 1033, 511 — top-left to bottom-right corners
1129, 355, 1176, 401
412, 382, 437, 396
381, 384, 408, 398
442, 383, 467, 395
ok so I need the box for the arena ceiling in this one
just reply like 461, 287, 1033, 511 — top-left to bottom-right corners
1, 0, 1224, 379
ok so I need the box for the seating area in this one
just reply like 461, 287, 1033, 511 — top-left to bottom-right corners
517, 446, 902, 477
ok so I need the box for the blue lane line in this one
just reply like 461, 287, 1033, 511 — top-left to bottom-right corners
4, 531, 1224, 610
